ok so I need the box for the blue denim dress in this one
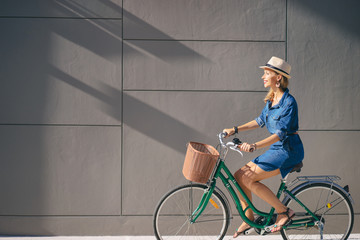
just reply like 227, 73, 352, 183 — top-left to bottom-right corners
253, 89, 304, 178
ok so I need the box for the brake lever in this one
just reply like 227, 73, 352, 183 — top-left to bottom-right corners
226, 142, 243, 157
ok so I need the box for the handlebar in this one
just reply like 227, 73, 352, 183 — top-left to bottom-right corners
218, 132, 228, 147
218, 132, 243, 156
218, 132, 255, 155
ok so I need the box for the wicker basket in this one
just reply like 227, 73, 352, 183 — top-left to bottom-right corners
182, 142, 219, 184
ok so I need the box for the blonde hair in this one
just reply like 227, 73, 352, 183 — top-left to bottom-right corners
264, 73, 289, 103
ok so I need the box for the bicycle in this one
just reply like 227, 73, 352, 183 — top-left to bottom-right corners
153, 132, 354, 240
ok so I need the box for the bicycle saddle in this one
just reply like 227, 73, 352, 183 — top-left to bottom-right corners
290, 162, 303, 173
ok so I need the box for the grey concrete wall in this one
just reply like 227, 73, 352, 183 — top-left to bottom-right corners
0, 0, 359, 236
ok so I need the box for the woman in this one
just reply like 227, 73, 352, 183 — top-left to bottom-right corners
223, 56, 304, 238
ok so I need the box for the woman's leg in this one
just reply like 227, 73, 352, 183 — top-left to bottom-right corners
237, 165, 254, 219
232, 165, 255, 237
234, 162, 294, 234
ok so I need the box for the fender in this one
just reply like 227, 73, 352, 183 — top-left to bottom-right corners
282, 176, 354, 205
214, 185, 233, 219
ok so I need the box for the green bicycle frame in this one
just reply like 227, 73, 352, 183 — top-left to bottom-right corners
190, 158, 320, 230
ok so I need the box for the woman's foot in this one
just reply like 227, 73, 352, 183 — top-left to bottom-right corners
233, 222, 251, 238
271, 208, 295, 233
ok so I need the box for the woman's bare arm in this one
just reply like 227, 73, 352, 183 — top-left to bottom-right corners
223, 120, 259, 136
240, 133, 280, 152
254, 133, 280, 149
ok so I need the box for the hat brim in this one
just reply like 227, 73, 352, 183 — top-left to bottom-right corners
259, 66, 291, 79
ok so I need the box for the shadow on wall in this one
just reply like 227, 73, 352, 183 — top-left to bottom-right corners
55, 0, 209, 61
1, 0, 207, 235
3, 0, 360, 235
0, 8, 54, 237
50, 64, 206, 153
295, 0, 360, 39
49, 0, 208, 151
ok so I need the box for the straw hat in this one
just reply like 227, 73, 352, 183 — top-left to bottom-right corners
259, 56, 291, 79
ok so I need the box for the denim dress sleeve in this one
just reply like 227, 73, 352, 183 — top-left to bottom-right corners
255, 103, 268, 128
274, 98, 298, 141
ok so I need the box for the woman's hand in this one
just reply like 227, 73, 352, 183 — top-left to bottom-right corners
239, 142, 256, 152
222, 128, 235, 138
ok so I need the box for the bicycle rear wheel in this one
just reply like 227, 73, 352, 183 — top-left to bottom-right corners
153, 183, 230, 240
281, 182, 354, 240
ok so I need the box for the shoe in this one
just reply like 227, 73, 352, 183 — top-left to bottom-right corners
270, 208, 295, 233
233, 226, 251, 238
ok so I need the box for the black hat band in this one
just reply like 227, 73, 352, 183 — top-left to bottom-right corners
265, 64, 289, 76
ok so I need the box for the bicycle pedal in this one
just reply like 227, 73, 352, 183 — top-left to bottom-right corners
263, 226, 272, 233
244, 228, 255, 235
259, 229, 268, 235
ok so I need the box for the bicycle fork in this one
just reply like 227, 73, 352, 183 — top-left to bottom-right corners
189, 182, 216, 223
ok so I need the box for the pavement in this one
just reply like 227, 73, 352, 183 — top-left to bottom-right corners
0, 237, 294, 240
0, 235, 360, 240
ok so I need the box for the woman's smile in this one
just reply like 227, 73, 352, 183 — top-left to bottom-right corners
262, 69, 278, 88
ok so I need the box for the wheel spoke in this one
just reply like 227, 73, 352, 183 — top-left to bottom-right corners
154, 184, 230, 240
281, 183, 353, 240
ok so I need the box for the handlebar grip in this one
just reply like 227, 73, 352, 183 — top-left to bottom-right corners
238, 143, 255, 152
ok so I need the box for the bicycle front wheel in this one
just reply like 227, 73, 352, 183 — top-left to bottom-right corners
281, 182, 354, 240
153, 183, 230, 240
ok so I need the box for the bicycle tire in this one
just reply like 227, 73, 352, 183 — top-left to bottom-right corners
153, 183, 230, 240
281, 182, 354, 240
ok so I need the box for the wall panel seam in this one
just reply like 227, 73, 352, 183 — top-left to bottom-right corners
0, 124, 121, 127
299, 129, 360, 132
3, 213, 359, 218
0, 215, 124, 217
285, 0, 288, 60
0, 16, 122, 20
124, 39, 285, 43
123, 89, 267, 93
120, 0, 124, 217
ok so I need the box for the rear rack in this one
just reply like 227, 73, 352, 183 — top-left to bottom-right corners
288, 175, 341, 189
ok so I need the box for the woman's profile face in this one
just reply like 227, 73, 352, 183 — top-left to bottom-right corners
262, 69, 278, 88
